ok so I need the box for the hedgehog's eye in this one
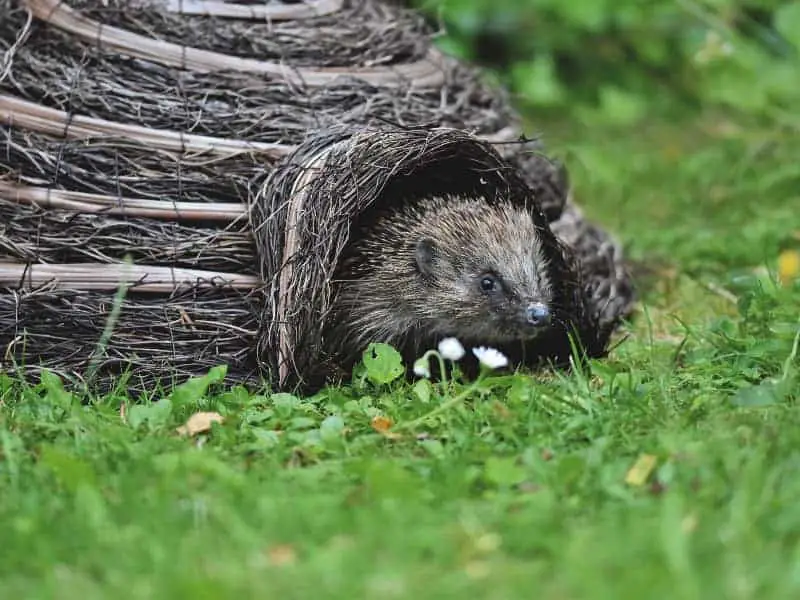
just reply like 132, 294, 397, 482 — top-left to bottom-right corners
479, 274, 498, 293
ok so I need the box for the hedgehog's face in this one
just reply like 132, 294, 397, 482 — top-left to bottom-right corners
414, 213, 557, 344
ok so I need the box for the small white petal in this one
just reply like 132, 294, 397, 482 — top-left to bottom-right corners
437, 337, 465, 361
472, 346, 509, 370
413, 359, 431, 378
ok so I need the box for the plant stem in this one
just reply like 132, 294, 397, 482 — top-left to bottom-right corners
394, 376, 486, 431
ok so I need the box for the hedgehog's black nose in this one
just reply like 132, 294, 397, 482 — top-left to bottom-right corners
526, 303, 551, 327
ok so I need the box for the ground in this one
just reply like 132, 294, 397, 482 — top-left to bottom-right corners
1, 113, 798, 599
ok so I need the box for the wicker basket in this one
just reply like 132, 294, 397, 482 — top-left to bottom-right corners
0, 0, 634, 393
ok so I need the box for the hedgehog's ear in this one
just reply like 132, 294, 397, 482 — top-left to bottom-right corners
415, 238, 438, 279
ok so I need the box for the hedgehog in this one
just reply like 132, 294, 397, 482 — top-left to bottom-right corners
322, 192, 608, 379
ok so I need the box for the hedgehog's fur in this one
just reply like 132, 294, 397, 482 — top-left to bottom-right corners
324, 192, 605, 378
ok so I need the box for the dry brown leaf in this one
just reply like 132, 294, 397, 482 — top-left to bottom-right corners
371, 415, 393, 433
371, 415, 392, 432
491, 401, 511, 419
661, 144, 683, 162
625, 453, 658, 486
708, 185, 728, 201
176, 411, 224, 437
266, 544, 297, 567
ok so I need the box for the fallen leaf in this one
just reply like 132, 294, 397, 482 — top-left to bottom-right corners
778, 249, 800, 285
708, 185, 728, 201
660, 143, 683, 162
703, 120, 742, 138
463, 560, 491, 580
682, 513, 698, 534
370, 416, 403, 440
491, 401, 511, 419
371, 415, 393, 433
175, 411, 224, 436
625, 453, 658, 486
326, 535, 355, 552
473, 532, 502, 554
266, 544, 296, 567
518, 481, 541, 494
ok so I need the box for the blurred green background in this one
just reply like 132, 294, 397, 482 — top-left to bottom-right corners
414, 0, 800, 127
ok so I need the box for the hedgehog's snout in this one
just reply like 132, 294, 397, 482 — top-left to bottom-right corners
526, 302, 551, 328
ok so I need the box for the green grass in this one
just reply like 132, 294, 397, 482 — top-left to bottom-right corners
2, 113, 799, 599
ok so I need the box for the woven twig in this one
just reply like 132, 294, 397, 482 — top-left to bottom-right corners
24, 0, 448, 87
0, 126, 260, 206
67, 0, 428, 67
0, 181, 242, 221
153, 0, 345, 20
2, 286, 264, 391
0, 262, 260, 292
0, 94, 292, 156
1, 2, 518, 145
0, 194, 254, 273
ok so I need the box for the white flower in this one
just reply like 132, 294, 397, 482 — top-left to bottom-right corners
437, 337, 465, 361
472, 346, 509, 370
413, 358, 431, 378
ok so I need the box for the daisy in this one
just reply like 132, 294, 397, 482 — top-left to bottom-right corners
437, 337, 465, 361
472, 346, 508, 370
413, 358, 431, 378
